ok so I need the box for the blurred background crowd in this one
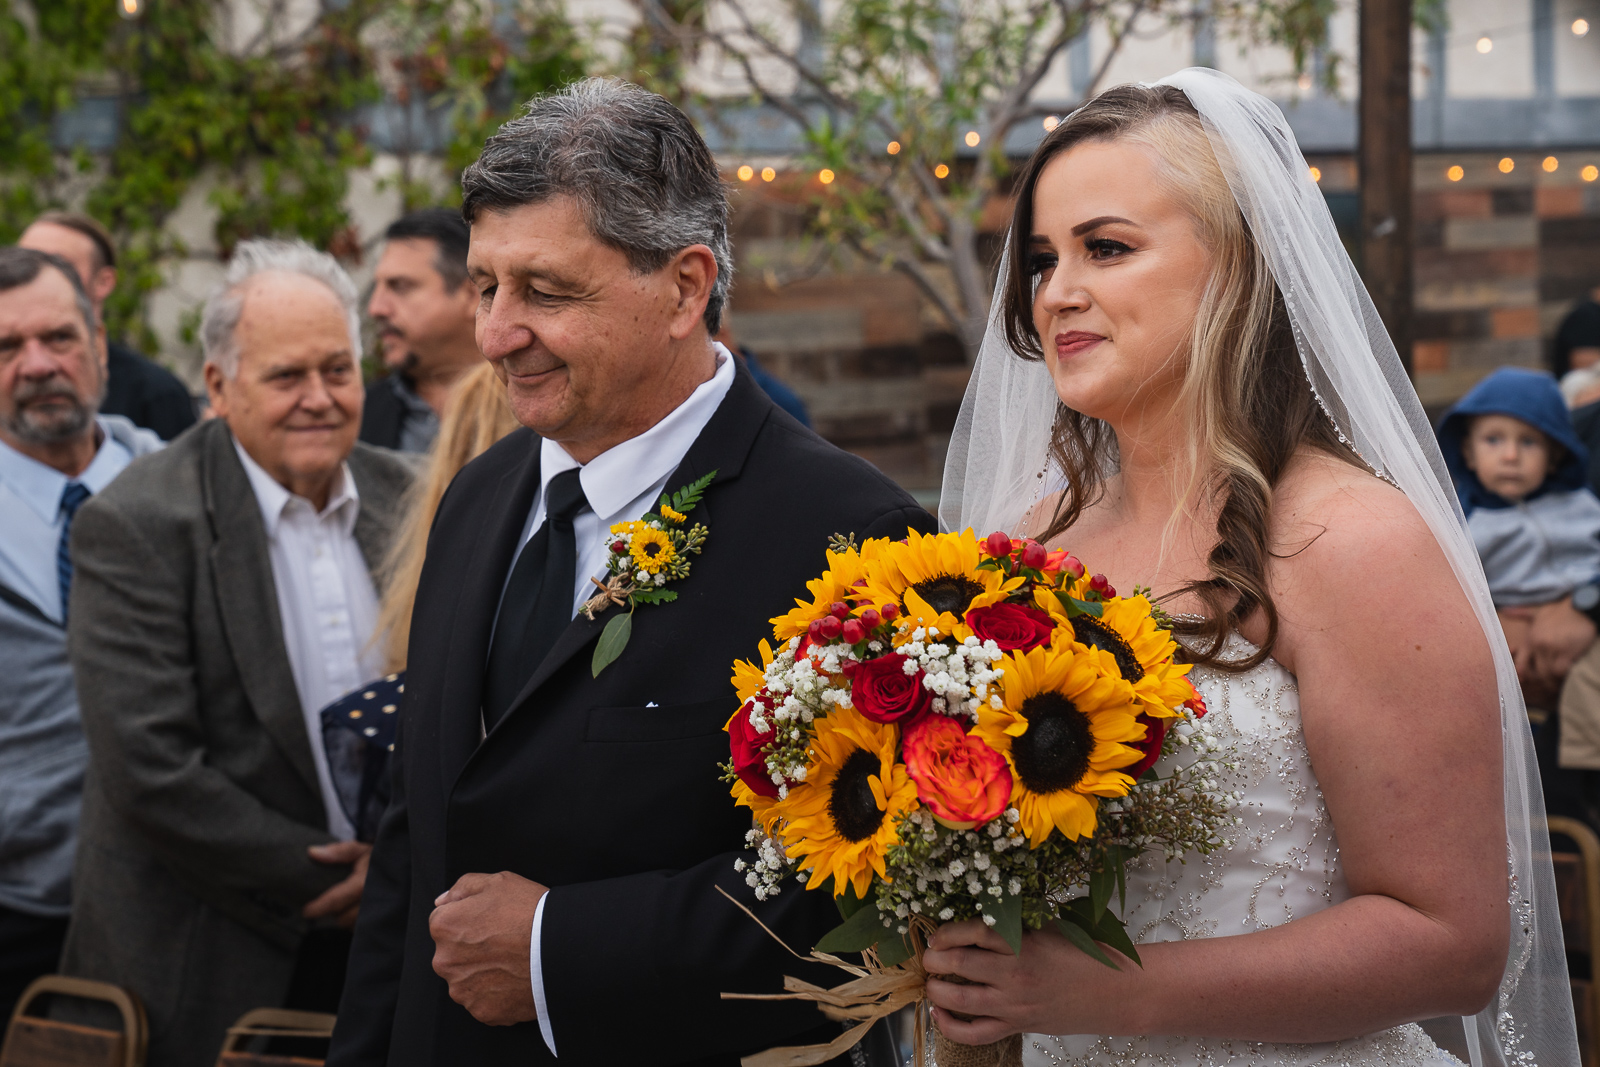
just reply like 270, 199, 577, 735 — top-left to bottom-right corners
1, 0, 1599, 1061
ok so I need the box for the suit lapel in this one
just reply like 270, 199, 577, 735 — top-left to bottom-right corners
486, 364, 769, 730
438, 433, 543, 789
202, 424, 323, 799
348, 449, 401, 582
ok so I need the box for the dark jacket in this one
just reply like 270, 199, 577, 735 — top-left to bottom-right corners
328, 365, 934, 1067
102, 341, 197, 441
1437, 366, 1590, 514
60, 419, 413, 1067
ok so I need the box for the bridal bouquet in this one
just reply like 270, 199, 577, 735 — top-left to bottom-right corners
720, 530, 1237, 1066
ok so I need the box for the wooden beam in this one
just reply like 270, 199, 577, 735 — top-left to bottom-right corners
1358, 0, 1414, 375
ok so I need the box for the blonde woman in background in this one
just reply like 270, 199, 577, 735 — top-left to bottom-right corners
321, 360, 517, 841
375, 360, 520, 672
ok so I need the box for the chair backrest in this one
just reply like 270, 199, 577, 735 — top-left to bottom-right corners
215, 1008, 335, 1067
0, 976, 147, 1067
1548, 815, 1600, 1067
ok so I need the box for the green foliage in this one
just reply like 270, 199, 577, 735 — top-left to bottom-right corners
0, 0, 583, 356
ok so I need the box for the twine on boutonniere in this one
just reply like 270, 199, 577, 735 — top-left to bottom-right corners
584, 470, 717, 677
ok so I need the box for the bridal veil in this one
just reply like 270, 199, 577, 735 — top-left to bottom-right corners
940, 66, 1579, 1067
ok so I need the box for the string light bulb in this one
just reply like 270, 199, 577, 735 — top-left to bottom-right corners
760, 167, 776, 183
1042, 116, 1059, 131
1584, 165, 1599, 183
1574, 18, 1590, 36
964, 131, 980, 147
117, 0, 144, 18
934, 164, 950, 179
1447, 165, 1465, 182
886, 141, 901, 155
1308, 166, 1322, 182
1297, 73, 1312, 91
1499, 157, 1515, 174
737, 165, 754, 181
1476, 35, 1493, 53
818, 168, 835, 185
1543, 156, 1560, 173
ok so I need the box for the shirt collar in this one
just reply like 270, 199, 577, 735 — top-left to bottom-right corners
0, 416, 134, 524
537, 345, 735, 522
232, 436, 360, 539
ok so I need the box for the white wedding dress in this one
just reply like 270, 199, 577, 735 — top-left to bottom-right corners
1025, 635, 1462, 1067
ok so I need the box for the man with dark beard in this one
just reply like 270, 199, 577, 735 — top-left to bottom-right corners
360, 209, 483, 453
0, 247, 160, 1019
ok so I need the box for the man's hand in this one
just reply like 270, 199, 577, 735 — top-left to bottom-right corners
1526, 598, 1597, 685
305, 841, 372, 928
430, 871, 546, 1027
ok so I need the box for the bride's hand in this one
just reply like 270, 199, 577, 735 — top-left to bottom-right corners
922, 919, 1140, 1043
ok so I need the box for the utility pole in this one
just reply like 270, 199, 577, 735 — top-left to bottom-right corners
1358, 0, 1414, 375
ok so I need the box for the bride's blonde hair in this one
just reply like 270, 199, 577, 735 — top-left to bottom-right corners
1000, 83, 1359, 670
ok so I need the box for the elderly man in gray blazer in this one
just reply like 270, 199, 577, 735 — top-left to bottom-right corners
62, 239, 414, 1067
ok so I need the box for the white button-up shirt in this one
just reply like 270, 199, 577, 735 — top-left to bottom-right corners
516, 345, 735, 1055
235, 440, 382, 842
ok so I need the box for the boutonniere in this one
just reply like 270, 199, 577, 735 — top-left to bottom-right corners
582, 470, 717, 677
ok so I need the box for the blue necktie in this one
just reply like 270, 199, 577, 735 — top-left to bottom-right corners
57, 482, 91, 622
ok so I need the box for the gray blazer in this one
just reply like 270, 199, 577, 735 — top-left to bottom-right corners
60, 418, 413, 1067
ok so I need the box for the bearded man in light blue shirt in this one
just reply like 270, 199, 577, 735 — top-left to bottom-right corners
0, 246, 161, 1021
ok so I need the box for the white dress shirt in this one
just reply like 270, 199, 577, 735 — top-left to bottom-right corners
0, 419, 136, 623
235, 441, 382, 842
512, 345, 735, 1055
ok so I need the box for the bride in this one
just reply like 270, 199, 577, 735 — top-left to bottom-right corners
927, 70, 1579, 1067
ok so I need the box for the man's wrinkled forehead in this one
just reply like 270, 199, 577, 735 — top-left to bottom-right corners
0, 273, 89, 344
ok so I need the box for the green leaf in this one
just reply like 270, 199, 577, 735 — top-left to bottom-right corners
669, 470, 718, 514
591, 612, 633, 678
816, 901, 890, 954
1089, 864, 1116, 923
1051, 914, 1114, 968
835, 881, 871, 921
875, 930, 915, 968
1056, 592, 1104, 618
629, 589, 678, 606
1112, 845, 1128, 911
1091, 909, 1142, 968
989, 892, 1023, 955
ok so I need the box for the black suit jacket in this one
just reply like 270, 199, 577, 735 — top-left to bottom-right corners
102, 341, 197, 441
329, 366, 935, 1066
360, 374, 407, 451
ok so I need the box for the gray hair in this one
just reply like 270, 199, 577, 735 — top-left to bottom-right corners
202, 238, 362, 378
461, 78, 733, 334
0, 247, 98, 341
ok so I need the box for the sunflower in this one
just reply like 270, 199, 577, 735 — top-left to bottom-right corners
1037, 584, 1195, 720
732, 777, 782, 835
629, 527, 677, 574
861, 530, 1022, 641
731, 639, 775, 705
770, 543, 880, 641
773, 706, 919, 900
659, 504, 687, 524
975, 640, 1145, 845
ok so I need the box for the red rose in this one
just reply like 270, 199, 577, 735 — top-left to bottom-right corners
850, 653, 932, 725
903, 715, 1013, 827
727, 698, 779, 797
965, 602, 1056, 652
1126, 713, 1167, 780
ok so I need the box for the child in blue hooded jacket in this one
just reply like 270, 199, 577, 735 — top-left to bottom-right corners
1439, 367, 1600, 678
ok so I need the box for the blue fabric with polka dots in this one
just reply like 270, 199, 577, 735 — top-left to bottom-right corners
318, 672, 404, 842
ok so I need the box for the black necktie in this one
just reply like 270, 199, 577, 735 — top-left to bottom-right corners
483, 469, 589, 728
57, 482, 90, 622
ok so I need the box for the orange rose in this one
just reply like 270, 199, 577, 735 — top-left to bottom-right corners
902, 715, 1012, 828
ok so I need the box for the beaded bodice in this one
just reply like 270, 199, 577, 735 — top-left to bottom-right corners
1025, 635, 1459, 1067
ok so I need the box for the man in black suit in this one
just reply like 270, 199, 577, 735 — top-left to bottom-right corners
20, 211, 197, 441
328, 79, 934, 1066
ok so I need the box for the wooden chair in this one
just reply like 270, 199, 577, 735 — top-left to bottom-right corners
1549, 815, 1600, 1067
0, 976, 146, 1067
215, 1008, 335, 1067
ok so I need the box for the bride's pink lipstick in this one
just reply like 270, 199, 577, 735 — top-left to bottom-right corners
1054, 330, 1105, 358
